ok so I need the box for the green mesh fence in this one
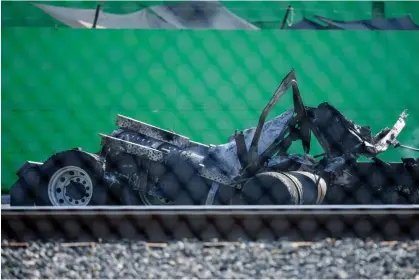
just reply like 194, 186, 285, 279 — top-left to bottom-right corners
3, 5, 419, 280
2, 2, 419, 195
3, 28, 419, 193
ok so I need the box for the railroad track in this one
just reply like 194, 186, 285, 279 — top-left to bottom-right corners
2, 205, 419, 242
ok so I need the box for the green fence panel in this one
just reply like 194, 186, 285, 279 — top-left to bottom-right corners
2, 28, 419, 191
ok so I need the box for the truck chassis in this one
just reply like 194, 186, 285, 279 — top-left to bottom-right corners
10, 69, 419, 206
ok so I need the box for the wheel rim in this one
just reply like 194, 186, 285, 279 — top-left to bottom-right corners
139, 191, 173, 206
48, 166, 93, 206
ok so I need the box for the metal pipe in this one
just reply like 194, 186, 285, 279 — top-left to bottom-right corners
280, 5, 292, 29
398, 144, 419, 153
92, 4, 101, 28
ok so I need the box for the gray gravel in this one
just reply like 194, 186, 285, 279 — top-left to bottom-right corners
2, 238, 419, 279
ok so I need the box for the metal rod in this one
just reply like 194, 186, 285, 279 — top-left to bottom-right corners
313, 153, 326, 159
92, 4, 101, 28
398, 144, 419, 153
280, 5, 292, 29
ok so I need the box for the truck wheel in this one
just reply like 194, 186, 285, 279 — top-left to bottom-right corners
120, 185, 143, 205
234, 172, 301, 205
158, 152, 211, 205
121, 186, 173, 206
36, 150, 108, 206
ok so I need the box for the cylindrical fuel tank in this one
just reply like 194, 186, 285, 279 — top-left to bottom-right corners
236, 171, 327, 205
284, 171, 327, 204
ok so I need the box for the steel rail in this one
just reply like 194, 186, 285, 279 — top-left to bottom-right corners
2, 205, 419, 242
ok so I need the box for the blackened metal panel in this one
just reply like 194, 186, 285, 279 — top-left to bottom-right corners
115, 114, 192, 149
99, 133, 165, 162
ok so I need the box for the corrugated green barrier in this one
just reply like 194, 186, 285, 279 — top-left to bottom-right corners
2, 28, 419, 191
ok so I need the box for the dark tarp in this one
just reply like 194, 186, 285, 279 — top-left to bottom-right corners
148, 1, 259, 30
286, 18, 331, 30
286, 15, 419, 30
315, 15, 419, 30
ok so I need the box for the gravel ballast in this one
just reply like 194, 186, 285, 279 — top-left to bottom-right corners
2, 238, 419, 279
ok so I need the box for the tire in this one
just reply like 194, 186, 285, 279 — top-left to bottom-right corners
10, 164, 42, 206
10, 178, 35, 206
234, 172, 301, 205
121, 186, 173, 206
158, 171, 211, 205
158, 152, 210, 205
36, 150, 108, 206
120, 185, 144, 205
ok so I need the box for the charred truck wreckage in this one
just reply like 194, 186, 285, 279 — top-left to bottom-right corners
10, 69, 419, 207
